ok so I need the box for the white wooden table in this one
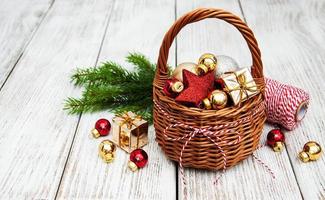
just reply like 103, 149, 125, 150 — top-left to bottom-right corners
0, 0, 324, 199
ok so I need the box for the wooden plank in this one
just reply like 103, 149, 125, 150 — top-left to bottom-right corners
176, 1, 302, 199
0, 0, 53, 87
240, 0, 325, 199
56, 0, 177, 199
0, 0, 113, 198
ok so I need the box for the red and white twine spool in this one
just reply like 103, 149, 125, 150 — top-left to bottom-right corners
265, 78, 310, 130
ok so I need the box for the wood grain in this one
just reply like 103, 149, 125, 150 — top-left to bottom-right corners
0, 0, 324, 199
176, 0, 302, 199
56, 0, 177, 199
0, 0, 53, 87
0, 0, 113, 198
241, 0, 325, 199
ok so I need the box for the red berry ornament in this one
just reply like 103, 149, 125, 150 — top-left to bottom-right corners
91, 118, 111, 138
267, 129, 285, 152
128, 149, 148, 171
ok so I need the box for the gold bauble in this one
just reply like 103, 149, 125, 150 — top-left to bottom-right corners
171, 81, 184, 93
128, 161, 138, 172
299, 152, 309, 163
201, 98, 212, 110
299, 141, 322, 162
273, 141, 284, 152
91, 128, 100, 138
172, 62, 198, 82
209, 90, 228, 109
196, 64, 209, 76
198, 53, 217, 72
99, 140, 116, 163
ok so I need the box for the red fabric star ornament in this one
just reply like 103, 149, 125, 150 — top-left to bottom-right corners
175, 69, 215, 107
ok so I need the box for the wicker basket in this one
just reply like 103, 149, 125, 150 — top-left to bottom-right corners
153, 8, 267, 170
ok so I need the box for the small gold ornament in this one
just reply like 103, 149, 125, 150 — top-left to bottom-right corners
201, 98, 212, 110
99, 140, 116, 163
128, 161, 138, 172
91, 128, 100, 138
198, 53, 217, 73
273, 141, 284, 152
171, 81, 184, 93
208, 90, 228, 109
299, 141, 322, 162
172, 62, 198, 82
196, 64, 209, 76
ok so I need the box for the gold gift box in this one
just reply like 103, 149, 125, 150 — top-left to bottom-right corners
112, 111, 148, 153
221, 68, 259, 105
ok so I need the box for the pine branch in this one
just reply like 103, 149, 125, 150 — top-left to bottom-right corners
64, 53, 156, 123
71, 61, 137, 86
126, 53, 155, 75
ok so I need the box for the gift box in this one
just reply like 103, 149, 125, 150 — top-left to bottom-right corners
221, 68, 259, 105
112, 111, 148, 153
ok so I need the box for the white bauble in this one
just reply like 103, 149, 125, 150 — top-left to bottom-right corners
172, 62, 198, 82
215, 55, 240, 78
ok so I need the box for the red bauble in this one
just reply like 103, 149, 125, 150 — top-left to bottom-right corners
175, 70, 215, 107
95, 118, 111, 136
215, 78, 225, 90
130, 149, 148, 168
267, 129, 285, 146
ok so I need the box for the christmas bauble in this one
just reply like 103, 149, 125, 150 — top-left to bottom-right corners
172, 62, 198, 82
129, 149, 148, 170
299, 141, 322, 162
215, 78, 225, 90
196, 64, 210, 76
201, 98, 212, 110
208, 90, 228, 109
128, 160, 138, 172
267, 129, 285, 152
99, 140, 116, 163
163, 79, 184, 98
215, 55, 239, 78
92, 118, 111, 138
198, 53, 217, 73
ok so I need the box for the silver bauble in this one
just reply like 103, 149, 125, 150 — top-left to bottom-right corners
215, 55, 240, 78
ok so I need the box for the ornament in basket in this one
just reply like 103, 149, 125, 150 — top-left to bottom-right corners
153, 8, 267, 171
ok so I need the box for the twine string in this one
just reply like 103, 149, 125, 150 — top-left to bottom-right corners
154, 100, 245, 199
153, 100, 275, 199
252, 153, 276, 179
163, 122, 240, 200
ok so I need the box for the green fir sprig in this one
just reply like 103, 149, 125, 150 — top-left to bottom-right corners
64, 53, 157, 123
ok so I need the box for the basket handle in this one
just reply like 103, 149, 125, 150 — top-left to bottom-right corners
155, 8, 263, 83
